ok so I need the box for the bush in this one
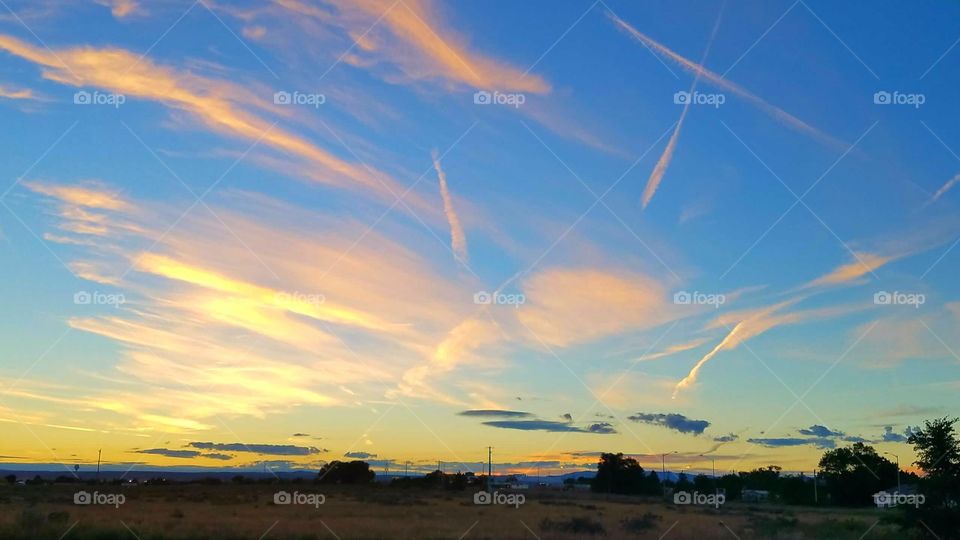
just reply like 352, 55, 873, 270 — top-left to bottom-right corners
621, 512, 662, 533
541, 516, 605, 535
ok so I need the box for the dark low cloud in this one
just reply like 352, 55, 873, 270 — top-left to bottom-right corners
291, 433, 311, 438
588, 422, 617, 434
628, 413, 710, 435
798, 425, 844, 438
482, 420, 615, 434
561, 413, 573, 421
188, 442, 325, 456
747, 437, 835, 449
204, 453, 233, 461
458, 409, 532, 418
344, 452, 377, 459
881, 426, 913, 442
135, 448, 201, 459
712, 433, 738, 443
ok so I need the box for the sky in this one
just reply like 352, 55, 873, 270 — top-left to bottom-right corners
1, 0, 959, 479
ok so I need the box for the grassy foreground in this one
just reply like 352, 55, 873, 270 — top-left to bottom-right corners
0, 484, 907, 539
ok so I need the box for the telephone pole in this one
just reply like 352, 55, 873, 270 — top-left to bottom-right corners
487, 447, 493, 490
96, 449, 101, 480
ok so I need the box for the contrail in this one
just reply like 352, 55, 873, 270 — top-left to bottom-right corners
641, 3, 725, 209
432, 150, 468, 264
609, 11, 847, 151
672, 321, 744, 399
930, 172, 960, 204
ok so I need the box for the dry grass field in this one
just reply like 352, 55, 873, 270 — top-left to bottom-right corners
0, 484, 907, 539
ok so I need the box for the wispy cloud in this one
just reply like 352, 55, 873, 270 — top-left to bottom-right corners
805, 252, 892, 287
517, 267, 675, 348
0, 84, 36, 100
432, 150, 468, 263
96, 0, 141, 18
318, 0, 550, 93
0, 34, 411, 203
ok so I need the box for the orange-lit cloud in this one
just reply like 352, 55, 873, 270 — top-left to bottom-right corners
97, 0, 141, 18
806, 252, 892, 287
0, 34, 410, 202
518, 268, 674, 348
316, 0, 549, 93
0, 84, 36, 100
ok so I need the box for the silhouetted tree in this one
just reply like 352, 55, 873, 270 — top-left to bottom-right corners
818, 443, 895, 506
717, 473, 743, 499
3, 474, 15, 484
317, 460, 375, 484
903, 417, 960, 538
591, 453, 657, 495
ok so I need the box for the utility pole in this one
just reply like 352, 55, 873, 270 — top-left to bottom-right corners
96, 449, 102, 480
884, 452, 901, 493
487, 447, 493, 490
813, 469, 818, 504
660, 451, 676, 493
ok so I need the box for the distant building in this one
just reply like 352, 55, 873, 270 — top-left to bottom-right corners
742, 489, 770, 503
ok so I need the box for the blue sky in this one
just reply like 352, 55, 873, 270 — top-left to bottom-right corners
0, 0, 958, 476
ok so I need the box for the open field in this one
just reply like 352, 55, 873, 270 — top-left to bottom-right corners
0, 484, 907, 539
